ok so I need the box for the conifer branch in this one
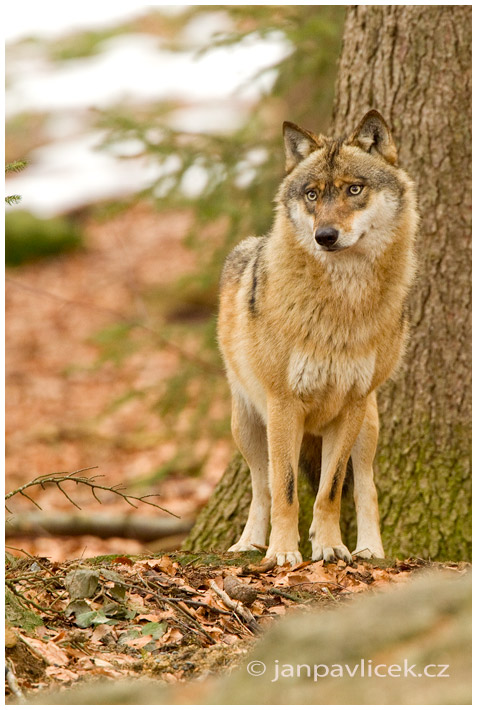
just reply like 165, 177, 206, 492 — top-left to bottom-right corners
5, 194, 22, 206
5, 160, 28, 173
5, 160, 27, 205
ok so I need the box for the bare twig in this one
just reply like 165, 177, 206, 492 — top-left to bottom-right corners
132, 575, 217, 644
5, 659, 26, 703
6, 581, 59, 616
5, 545, 52, 573
163, 597, 231, 614
321, 586, 339, 603
268, 587, 304, 602
5, 468, 177, 517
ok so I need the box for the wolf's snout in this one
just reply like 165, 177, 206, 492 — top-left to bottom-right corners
315, 227, 339, 249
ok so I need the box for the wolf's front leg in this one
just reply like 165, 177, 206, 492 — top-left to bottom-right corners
351, 392, 385, 559
228, 395, 270, 552
265, 399, 304, 566
310, 402, 367, 564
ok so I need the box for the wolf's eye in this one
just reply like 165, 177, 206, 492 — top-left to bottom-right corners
348, 184, 363, 195
306, 190, 317, 201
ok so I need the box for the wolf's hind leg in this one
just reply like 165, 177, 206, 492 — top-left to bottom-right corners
351, 392, 385, 559
228, 394, 270, 552
309, 401, 367, 564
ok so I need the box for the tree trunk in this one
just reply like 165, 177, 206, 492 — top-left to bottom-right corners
185, 6, 471, 560
332, 5, 471, 560
184, 453, 252, 552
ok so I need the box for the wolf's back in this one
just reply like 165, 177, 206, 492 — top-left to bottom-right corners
220, 236, 264, 290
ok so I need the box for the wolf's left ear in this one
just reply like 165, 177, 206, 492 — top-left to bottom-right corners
283, 121, 322, 172
348, 110, 397, 165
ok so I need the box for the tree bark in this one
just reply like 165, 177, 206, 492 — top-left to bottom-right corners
184, 453, 253, 552
185, 6, 471, 560
332, 5, 471, 560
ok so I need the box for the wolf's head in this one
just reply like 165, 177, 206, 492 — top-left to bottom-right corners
278, 110, 414, 257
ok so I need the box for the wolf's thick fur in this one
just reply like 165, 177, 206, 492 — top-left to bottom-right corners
218, 110, 417, 565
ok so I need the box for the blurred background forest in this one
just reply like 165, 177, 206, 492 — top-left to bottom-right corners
5, 5, 346, 560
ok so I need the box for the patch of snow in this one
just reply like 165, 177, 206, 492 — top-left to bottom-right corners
7, 33, 290, 116
5, 5, 150, 43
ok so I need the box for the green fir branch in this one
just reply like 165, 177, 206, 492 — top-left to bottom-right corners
5, 160, 28, 174
6, 160, 27, 206
5, 194, 22, 206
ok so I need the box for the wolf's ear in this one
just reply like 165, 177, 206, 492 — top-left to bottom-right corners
348, 110, 397, 165
283, 121, 321, 172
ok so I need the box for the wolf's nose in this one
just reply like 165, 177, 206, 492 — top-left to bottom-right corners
315, 227, 339, 248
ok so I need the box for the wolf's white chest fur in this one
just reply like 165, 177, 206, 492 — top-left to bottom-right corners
288, 348, 376, 397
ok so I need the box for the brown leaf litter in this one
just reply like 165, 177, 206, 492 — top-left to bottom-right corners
5, 551, 469, 699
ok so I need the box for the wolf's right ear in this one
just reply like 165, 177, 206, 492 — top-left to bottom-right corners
347, 110, 397, 165
283, 122, 321, 172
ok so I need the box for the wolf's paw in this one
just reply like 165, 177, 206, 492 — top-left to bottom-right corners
265, 548, 302, 567
352, 544, 385, 560
228, 540, 261, 553
312, 542, 352, 564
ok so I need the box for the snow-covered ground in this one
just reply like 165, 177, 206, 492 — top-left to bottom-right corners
6, 8, 291, 216
5, 5, 163, 42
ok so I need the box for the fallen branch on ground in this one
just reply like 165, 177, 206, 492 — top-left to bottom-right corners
5, 659, 25, 702
5, 512, 193, 541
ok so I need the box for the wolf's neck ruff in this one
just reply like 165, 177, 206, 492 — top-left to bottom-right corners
218, 110, 417, 567
268, 200, 415, 327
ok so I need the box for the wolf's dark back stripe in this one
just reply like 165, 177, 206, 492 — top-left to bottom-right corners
286, 464, 295, 504
248, 241, 265, 316
249, 258, 259, 315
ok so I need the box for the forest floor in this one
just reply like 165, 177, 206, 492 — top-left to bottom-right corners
6, 202, 232, 561
5, 551, 469, 701
5, 203, 470, 701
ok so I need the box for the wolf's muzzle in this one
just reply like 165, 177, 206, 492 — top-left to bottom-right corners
314, 227, 339, 249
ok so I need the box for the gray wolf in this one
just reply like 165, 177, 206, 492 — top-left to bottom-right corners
218, 110, 418, 565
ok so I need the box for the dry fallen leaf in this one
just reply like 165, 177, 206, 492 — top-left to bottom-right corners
136, 612, 170, 623
91, 624, 115, 644
286, 573, 314, 585
161, 628, 183, 644
145, 556, 176, 575
123, 634, 153, 649
45, 667, 79, 682
6, 529, 463, 703
22, 638, 69, 667
113, 556, 134, 566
